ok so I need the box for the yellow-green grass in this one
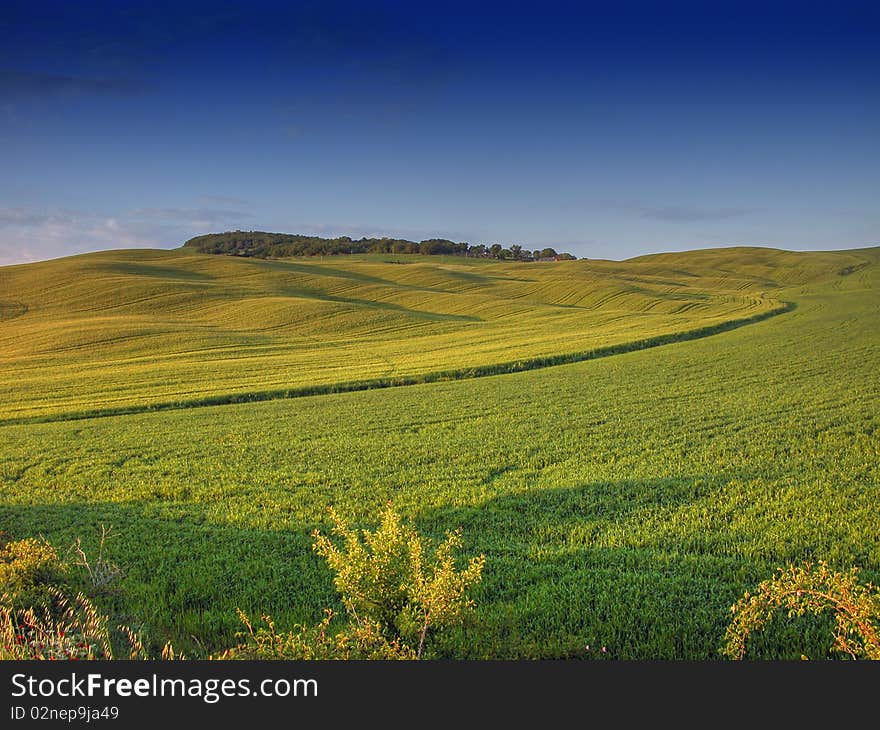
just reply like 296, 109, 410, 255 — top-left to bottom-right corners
0, 246, 832, 423
0, 245, 877, 658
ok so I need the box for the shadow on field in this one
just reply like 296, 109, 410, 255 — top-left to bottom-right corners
0, 500, 333, 656
278, 285, 482, 322
411, 476, 833, 659
414, 474, 726, 542
0, 475, 837, 659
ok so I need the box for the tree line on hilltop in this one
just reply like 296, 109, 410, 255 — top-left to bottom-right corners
182, 231, 577, 261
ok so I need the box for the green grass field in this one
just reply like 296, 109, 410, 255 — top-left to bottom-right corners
1, 245, 878, 658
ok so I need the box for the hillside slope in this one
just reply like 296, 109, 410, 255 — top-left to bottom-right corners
0, 246, 874, 422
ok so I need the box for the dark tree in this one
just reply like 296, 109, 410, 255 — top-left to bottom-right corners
182, 232, 575, 261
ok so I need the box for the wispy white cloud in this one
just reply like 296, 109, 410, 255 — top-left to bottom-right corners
0, 208, 59, 227
0, 207, 193, 266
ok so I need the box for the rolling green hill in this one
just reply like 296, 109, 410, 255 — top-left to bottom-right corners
0, 246, 856, 423
0, 244, 878, 658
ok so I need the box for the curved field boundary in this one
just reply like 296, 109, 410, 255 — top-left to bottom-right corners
0, 301, 794, 426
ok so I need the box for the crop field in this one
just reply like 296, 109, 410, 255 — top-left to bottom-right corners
1, 246, 878, 658
0, 248, 803, 423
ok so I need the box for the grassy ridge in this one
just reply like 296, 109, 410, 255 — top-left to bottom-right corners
0, 247, 815, 421
0, 245, 877, 658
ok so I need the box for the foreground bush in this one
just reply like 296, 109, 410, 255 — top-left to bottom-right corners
723, 561, 880, 660
223, 505, 486, 659
313, 505, 485, 658
0, 536, 70, 613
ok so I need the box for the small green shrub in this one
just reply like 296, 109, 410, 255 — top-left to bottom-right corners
0, 536, 69, 612
222, 505, 486, 660
723, 561, 880, 660
312, 504, 485, 658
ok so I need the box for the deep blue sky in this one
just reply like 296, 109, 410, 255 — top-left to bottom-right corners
1, 0, 877, 264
